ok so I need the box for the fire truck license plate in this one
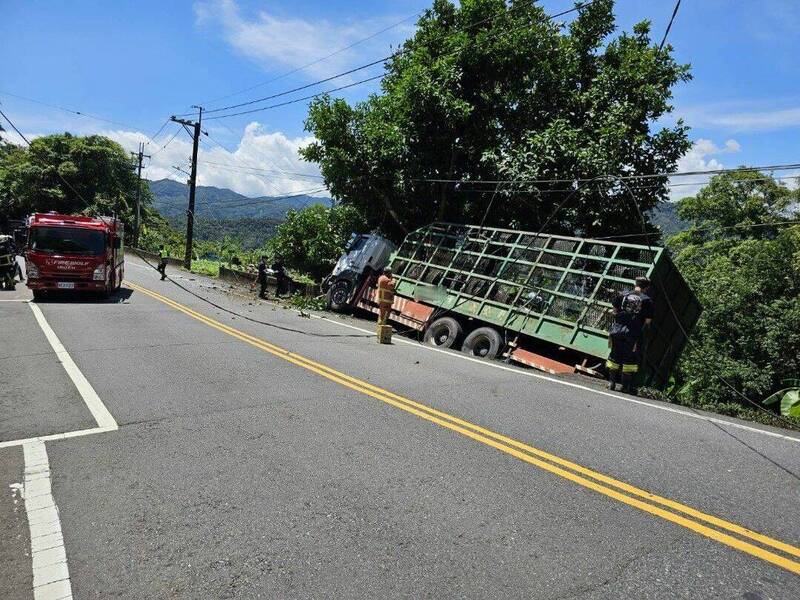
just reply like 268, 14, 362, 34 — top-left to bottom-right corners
57, 282, 75, 289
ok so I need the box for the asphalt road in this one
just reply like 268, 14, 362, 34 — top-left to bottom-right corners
1, 254, 799, 599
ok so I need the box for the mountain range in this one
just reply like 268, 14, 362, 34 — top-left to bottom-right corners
148, 179, 331, 221
147, 178, 690, 248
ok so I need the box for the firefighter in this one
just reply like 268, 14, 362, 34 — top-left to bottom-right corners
257, 255, 269, 299
157, 245, 168, 281
376, 266, 395, 326
607, 276, 654, 394
272, 258, 289, 297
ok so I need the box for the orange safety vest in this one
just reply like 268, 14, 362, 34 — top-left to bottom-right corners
377, 275, 395, 305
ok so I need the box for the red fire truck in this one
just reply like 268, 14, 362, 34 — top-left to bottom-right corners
25, 213, 125, 299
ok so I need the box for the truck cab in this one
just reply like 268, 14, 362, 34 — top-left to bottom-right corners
322, 233, 396, 311
25, 212, 125, 299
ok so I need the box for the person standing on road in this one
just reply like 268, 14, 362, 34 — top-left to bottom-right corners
257, 256, 269, 299
272, 258, 289, 297
157, 245, 168, 281
606, 276, 654, 394
11, 238, 24, 282
376, 266, 396, 326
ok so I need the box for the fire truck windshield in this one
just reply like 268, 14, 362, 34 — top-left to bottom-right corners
29, 227, 106, 256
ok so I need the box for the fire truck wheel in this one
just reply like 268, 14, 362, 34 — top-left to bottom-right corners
423, 317, 463, 349
32, 289, 45, 301
461, 326, 503, 359
327, 279, 352, 312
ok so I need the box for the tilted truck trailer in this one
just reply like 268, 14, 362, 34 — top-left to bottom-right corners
25, 212, 125, 299
325, 222, 702, 389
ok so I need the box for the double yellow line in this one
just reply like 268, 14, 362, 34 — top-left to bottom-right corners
128, 281, 800, 575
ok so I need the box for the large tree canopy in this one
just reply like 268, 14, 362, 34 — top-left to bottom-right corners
0, 133, 152, 230
668, 171, 800, 412
301, 0, 691, 241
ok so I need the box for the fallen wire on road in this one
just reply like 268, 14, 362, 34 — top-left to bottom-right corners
130, 248, 381, 339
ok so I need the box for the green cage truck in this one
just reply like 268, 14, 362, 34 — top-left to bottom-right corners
325, 222, 702, 388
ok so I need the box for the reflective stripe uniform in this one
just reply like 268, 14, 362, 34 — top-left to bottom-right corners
377, 274, 395, 325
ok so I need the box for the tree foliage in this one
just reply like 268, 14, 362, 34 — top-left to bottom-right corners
0, 133, 151, 231
301, 0, 691, 241
267, 204, 365, 280
669, 171, 800, 413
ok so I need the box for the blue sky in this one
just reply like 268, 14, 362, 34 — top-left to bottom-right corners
2, 0, 799, 199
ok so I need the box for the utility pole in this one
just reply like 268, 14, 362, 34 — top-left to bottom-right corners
170, 106, 203, 269
130, 142, 150, 248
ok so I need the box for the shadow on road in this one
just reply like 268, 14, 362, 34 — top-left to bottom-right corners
32, 287, 134, 304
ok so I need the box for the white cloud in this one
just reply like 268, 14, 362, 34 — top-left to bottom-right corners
194, 0, 413, 81
103, 122, 327, 198
677, 101, 800, 132
669, 138, 741, 200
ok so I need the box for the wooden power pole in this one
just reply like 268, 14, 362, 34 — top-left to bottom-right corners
131, 142, 151, 248
170, 107, 203, 269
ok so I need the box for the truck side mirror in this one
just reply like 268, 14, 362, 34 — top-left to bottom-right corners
113, 238, 122, 249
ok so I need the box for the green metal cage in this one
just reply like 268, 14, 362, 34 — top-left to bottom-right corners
388, 222, 702, 388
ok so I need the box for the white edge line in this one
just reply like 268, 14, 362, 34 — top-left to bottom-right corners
28, 303, 118, 430
0, 298, 31, 301
306, 313, 800, 444
0, 427, 116, 449
22, 440, 74, 599
126, 261, 800, 445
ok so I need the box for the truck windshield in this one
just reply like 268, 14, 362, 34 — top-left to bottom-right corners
29, 227, 106, 256
348, 236, 367, 253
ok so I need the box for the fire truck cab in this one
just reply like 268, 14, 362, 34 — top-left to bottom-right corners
25, 212, 125, 299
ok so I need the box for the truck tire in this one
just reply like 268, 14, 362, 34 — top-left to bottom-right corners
461, 326, 503, 359
32, 289, 45, 301
327, 279, 352, 312
423, 316, 463, 349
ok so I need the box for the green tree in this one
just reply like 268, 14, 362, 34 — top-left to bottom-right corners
301, 0, 691, 241
668, 171, 800, 414
0, 133, 149, 229
267, 204, 364, 280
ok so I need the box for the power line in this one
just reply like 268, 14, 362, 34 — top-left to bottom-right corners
205, 159, 324, 179
659, 0, 682, 50
201, 1, 597, 120
0, 90, 172, 151
200, 58, 390, 116
595, 220, 800, 240
204, 75, 385, 121
150, 126, 182, 156
617, 177, 799, 430
200, 10, 424, 106
413, 162, 800, 186
0, 90, 146, 131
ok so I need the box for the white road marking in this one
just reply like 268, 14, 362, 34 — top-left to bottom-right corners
0, 426, 117, 450
28, 303, 118, 430
307, 314, 800, 444
21, 440, 73, 600
125, 257, 800, 444
0, 298, 31, 301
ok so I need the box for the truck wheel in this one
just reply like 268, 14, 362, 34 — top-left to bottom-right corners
462, 327, 503, 359
327, 280, 352, 312
32, 289, 45, 301
423, 317, 463, 349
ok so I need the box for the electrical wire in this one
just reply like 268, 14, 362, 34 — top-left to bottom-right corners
0, 106, 371, 338
616, 176, 800, 429
203, 160, 325, 180
201, 1, 598, 120
0, 90, 147, 131
200, 10, 424, 106
413, 162, 800, 186
204, 75, 385, 121
594, 220, 800, 240
659, 0, 682, 50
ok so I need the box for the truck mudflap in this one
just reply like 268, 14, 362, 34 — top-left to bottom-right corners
357, 287, 434, 331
